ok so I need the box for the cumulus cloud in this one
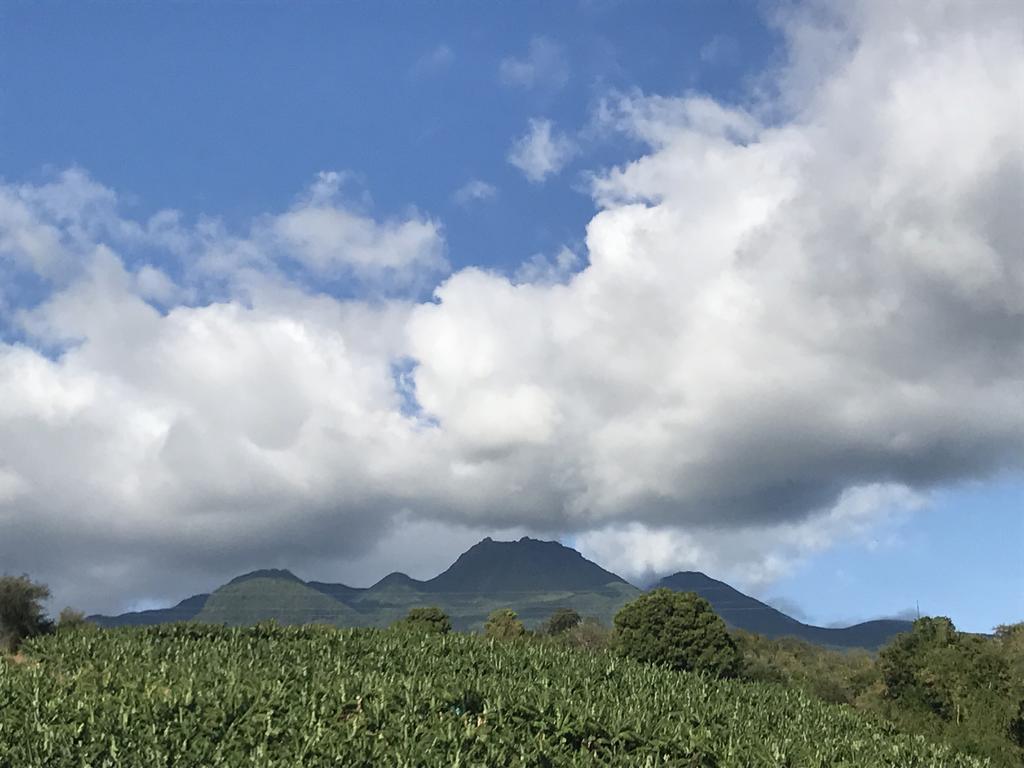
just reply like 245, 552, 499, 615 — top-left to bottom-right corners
499, 37, 569, 90
1, 0, 1022, 612
270, 172, 447, 284
513, 247, 581, 285
507, 119, 577, 182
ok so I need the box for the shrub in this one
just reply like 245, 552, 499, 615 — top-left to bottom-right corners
542, 607, 582, 636
562, 617, 614, 650
56, 608, 89, 633
0, 574, 53, 652
394, 606, 452, 635
614, 588, 741, 678
484, 608, 525, 640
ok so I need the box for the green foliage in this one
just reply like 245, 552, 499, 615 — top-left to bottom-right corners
873, 616, 1023, 765
483, 608, 525, 640
393, 606, 452, 635
541, 607, 582, 636
734, 630, 880, 706
56, 608, 88, 632
0, 624, 986, 766
732, 618, 1024, 766
615, 588, 741, 678
0, 574, 53, 652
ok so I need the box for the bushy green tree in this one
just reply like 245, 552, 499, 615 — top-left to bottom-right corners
393, 606, 452, 635
484, 608, 525, 640
542, 607, 582, 636
614, 588, 741, 678
876, 616, 1022, 764
0, 574, 53, 652
56, 608, 90, 633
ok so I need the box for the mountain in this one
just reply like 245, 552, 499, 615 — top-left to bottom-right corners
226, 568, 305, 586
194, 575, 363, 627
90, 537, 911, 648
653, 572, 911, 649
89, 593, 210, 628
423, 536, 628, 593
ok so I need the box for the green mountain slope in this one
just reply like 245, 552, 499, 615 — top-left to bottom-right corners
195, 576, 363, 627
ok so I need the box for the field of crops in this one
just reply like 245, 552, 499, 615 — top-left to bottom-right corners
0, 625, 987, 767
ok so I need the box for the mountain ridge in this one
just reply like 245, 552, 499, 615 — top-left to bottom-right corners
89, 537, 912, 648
651, 571, 909, 649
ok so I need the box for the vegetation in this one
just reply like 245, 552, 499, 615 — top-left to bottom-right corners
734, 629, 878, 705
7, 573, 1018, 764
483, 608, 526, 640
0, 574, 53, 653
561, 616, 615, 650
0, 623, 985, 767
874, 617, 1024, 765
733, 618, 1024, 766
614, 588, 742, 678
393, 606, 452, 635
56, 608, 88, 632
541, 607, 582, 636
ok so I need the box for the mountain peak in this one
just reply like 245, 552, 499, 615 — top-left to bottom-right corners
658, 571, 724, 586
370, 572, 424, 590
227, 568, 302, 586
425, 536, 627, 593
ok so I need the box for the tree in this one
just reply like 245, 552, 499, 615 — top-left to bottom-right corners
542, 607, 582, 636
879, 616, 959, 718
484, 608, 525, 640
0, 574, 53, 652
394, 606, 452, 635
614, 588, 741, 678
57, 608, 89, 632
562, 617, 614, 650
876, 616, 1023, 764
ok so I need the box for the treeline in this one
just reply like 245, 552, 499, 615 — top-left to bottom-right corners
735, 620, 1024, 765
5, 575, 1022, 764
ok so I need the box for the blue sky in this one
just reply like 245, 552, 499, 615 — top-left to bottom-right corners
769, 477, 1023, 632
2, 2, 776, 278
0, 1, 1021, 632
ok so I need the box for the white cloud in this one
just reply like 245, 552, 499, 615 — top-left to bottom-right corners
452, 179, 497, 205
499, 37, 569, 90
513, 247, 581, 285
1, 0, 1022, 613
135, 265, 180, 304
575, 484, 926, 590
270, 172, 447, 283
507, 119, 577, 182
